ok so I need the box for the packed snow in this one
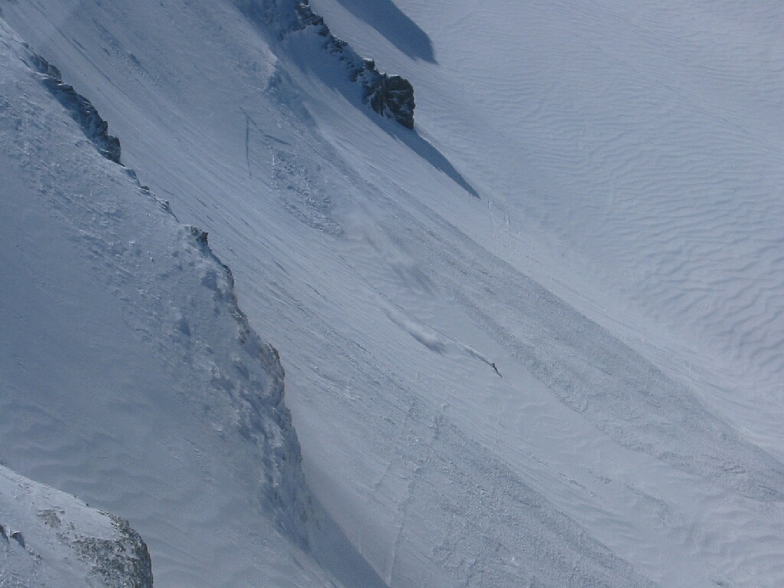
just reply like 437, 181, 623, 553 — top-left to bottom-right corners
2, 0, 783, 587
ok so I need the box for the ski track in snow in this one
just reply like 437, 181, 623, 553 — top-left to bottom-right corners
370, 198, 784, 502
374, 0, 784, 449
3, 0, 784, 587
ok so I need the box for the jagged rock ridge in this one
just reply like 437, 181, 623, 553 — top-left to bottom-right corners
295, 1, 415, 129
239, 0, 416, 129
22, 46, 122, 164
3, 15, 311, 556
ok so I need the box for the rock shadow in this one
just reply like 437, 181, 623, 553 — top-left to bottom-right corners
307, 495, 388, 588
259, 5, 477, 198
381, 117, 480, 198
334, 0, 436, 63
270, 54, 479, 198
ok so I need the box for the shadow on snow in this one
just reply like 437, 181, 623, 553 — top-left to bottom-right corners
333, 0, 436, 63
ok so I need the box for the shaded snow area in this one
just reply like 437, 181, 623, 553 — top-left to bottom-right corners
2, 1, 784, 587
0, 465, 152, 588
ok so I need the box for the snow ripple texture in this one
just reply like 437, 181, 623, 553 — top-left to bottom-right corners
4, 1, 784, 586
384, 205, 784, 503
439, 0, 784, 406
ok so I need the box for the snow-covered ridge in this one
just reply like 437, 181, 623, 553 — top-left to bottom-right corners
182, 224, 312, 539
238, 0, 415, 128
0, 465, 153, 588
22, 45, 121, 164
0, 16, 337, 585
2, 20, 310, 540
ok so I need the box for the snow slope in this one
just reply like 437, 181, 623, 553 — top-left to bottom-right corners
0, 18, 378, 587
2, 0, 784, 587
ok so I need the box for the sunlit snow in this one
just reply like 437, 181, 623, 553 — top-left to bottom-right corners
2, 1, 783, 587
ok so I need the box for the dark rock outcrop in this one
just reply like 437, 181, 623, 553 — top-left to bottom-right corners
71, 514, 154, 588
357, 66, 415, 130
240, 0, 416, 129
23, 47, 122, 164
295, 1, 416, 129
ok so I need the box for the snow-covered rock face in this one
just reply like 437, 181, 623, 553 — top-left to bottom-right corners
238, 0, 416, 128
23, 48, 122, 164
0, 465, 153, 588
0, 19, 310, 543
180, 224, 312, 541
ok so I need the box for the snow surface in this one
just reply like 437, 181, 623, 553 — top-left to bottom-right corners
2, 0, 784, 586
0, 18, 373, 587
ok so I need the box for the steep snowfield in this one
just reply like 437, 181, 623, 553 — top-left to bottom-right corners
2, 0, 784, 587
0, 18, 367, 587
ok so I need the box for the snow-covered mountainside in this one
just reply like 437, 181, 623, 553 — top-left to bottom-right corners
2, 0, 784, 587
0, 17, 374, 587
1, 465, 152, 588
